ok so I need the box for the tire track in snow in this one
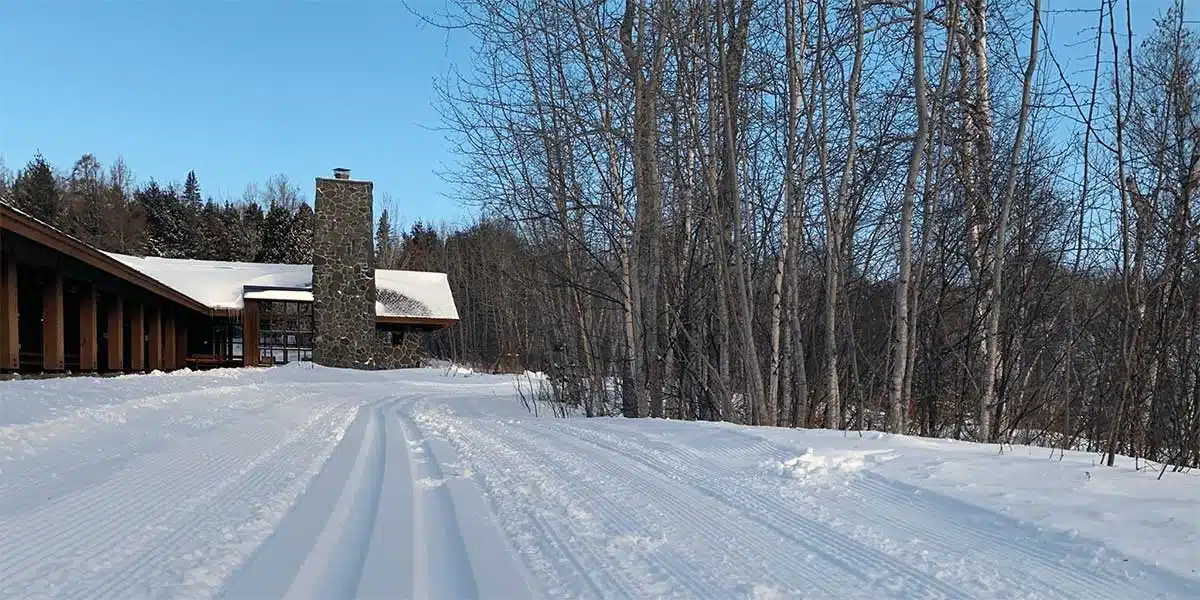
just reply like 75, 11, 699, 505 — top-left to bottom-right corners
541, 423, 968, 599
492, 420, 844, 599
567, 423, 1198, 600
609, 423, 1200, 597
411, 409, 643, 599
844, 472, 1200, 599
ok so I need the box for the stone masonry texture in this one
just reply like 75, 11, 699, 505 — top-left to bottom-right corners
311, 175, 427, 370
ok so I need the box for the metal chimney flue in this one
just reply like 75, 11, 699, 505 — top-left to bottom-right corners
333, 168, 351, 180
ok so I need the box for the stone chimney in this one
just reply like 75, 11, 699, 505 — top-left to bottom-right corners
311, 168, 378, 369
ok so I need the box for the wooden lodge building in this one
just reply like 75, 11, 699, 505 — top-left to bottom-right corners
0, 169, 458, 375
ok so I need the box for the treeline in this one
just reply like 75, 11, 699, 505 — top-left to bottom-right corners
1, 153, 315, 264
431, 0, 1200, 470
0, 150, 509, 360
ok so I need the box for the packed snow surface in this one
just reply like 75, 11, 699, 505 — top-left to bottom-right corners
0, 366, 1196, 599
102, 253, 459, 320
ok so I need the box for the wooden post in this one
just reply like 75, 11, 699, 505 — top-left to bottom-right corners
176, 320, 188, 370
148, 306, 163, 371
43, 272, 64, 372
107, 295, 124, 372
79, 283, 98, 371
164, 311, 176, 370
243, 300, 260, 367
129, 301, 145, 371
0, 258, 17, 371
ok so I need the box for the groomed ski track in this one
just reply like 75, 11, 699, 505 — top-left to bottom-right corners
0, 366, 1196, 599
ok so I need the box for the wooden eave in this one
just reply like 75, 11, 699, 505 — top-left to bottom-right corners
0, 202, 213, 315
375, 315, 458, 328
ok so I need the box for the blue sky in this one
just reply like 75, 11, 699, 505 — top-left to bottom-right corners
0, 0, 473, 228
0, 0, 1184, 232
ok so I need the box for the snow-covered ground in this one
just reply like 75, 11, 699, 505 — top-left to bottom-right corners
0, 365, 1196, 599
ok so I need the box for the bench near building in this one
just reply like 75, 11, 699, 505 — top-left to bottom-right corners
0, 169, 457, 375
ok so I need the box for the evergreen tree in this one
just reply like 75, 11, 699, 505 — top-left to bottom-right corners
257, 201, 293, 263
287, 202, 315, 264
197, 199, 224, 260
376, 209, 394, 267
239, 202, 265, 261
400, 221, 442, 271
182, 171, 202, 208
136, 181, 190, 257
12, 152, 61, 225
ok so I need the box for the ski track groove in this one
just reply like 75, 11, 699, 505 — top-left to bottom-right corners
0, 391, 351, 600
545, 422, 969, 599
280, 401, 389, 600
392, 404, 479, 600
493, 420, 830, 599
571, 423, 1194, 600
413, 410, 636, 599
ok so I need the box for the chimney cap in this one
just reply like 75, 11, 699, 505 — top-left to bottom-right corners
333, 167, 351, 179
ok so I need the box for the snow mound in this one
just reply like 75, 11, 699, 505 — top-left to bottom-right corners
766, 448, 896, 480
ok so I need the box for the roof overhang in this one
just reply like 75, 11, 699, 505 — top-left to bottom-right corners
242, 285, 315, 302
375, 315, 459, 328
1, 202, 213, 315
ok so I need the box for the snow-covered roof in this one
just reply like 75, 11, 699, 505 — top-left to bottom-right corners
104, 253, 458, 322
243, 289, 315, 302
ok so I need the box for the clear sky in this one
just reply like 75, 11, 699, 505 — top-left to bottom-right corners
0, 0, 473, 228
0, 0, 1185, 234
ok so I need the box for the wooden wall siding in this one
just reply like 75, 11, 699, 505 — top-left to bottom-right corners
79, 283, 98, 371
107, 295, 124, 372
0, 257, 17, 370
148, 307, 163, 371
164, 313, 177, 370
42, 272, 65, 372
129, 302, 145, 372
176, 324, 188, 371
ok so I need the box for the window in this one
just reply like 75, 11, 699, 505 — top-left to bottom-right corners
257, 300, 314, 365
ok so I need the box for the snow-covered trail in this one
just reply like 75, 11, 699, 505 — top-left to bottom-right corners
0, 366, 1197, 599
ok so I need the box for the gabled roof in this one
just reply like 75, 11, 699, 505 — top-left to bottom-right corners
0, 201, 212, 315
106, 253, 459, 324
1, 200, 458, 326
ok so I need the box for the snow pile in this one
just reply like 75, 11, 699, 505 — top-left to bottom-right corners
765, 448, 895, 481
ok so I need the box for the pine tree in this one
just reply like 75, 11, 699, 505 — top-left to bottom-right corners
182, 171, 202, 208
240, 202, 265, 261
257, 201, 293, 263
287, 202, 314, 264
376, 209, 394, 267
197, 200, 224, 260
136, 181, 191, 257
400, 221, 442, 271
13, 152, 61, 225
